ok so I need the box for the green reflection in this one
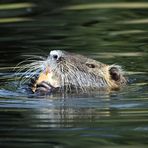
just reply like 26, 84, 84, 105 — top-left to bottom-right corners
64, 2, 148, 10
0, 3, 35, 10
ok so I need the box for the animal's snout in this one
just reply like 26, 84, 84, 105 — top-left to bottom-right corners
49, 50, 64, 61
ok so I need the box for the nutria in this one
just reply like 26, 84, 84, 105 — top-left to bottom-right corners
20, 50, 127, 94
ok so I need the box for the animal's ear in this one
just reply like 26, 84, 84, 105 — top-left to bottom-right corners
109, 65, 122, 81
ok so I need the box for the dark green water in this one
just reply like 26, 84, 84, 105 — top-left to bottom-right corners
0, 0, 148, 147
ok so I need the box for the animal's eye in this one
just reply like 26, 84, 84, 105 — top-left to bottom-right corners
86, 63, 96, 68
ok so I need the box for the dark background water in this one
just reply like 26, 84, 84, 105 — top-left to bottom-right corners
0, 0, 148, 147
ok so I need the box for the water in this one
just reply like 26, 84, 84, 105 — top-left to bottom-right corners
0, 0, 148, 147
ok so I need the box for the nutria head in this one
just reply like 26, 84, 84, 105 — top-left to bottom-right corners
20, 50, 127, 94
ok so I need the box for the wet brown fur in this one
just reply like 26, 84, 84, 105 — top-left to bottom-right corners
30, 50, 127, 93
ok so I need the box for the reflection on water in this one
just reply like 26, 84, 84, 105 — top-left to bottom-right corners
64, 2, 148, 10
0, 2, 34, 23
0, 0, 148, 147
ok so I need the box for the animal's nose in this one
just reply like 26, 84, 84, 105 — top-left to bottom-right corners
52, 54, 58, 60
50, 50, 63, 61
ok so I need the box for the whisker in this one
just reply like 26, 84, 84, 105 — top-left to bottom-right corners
15, 55, 47, 86
21, 54, 46, 60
